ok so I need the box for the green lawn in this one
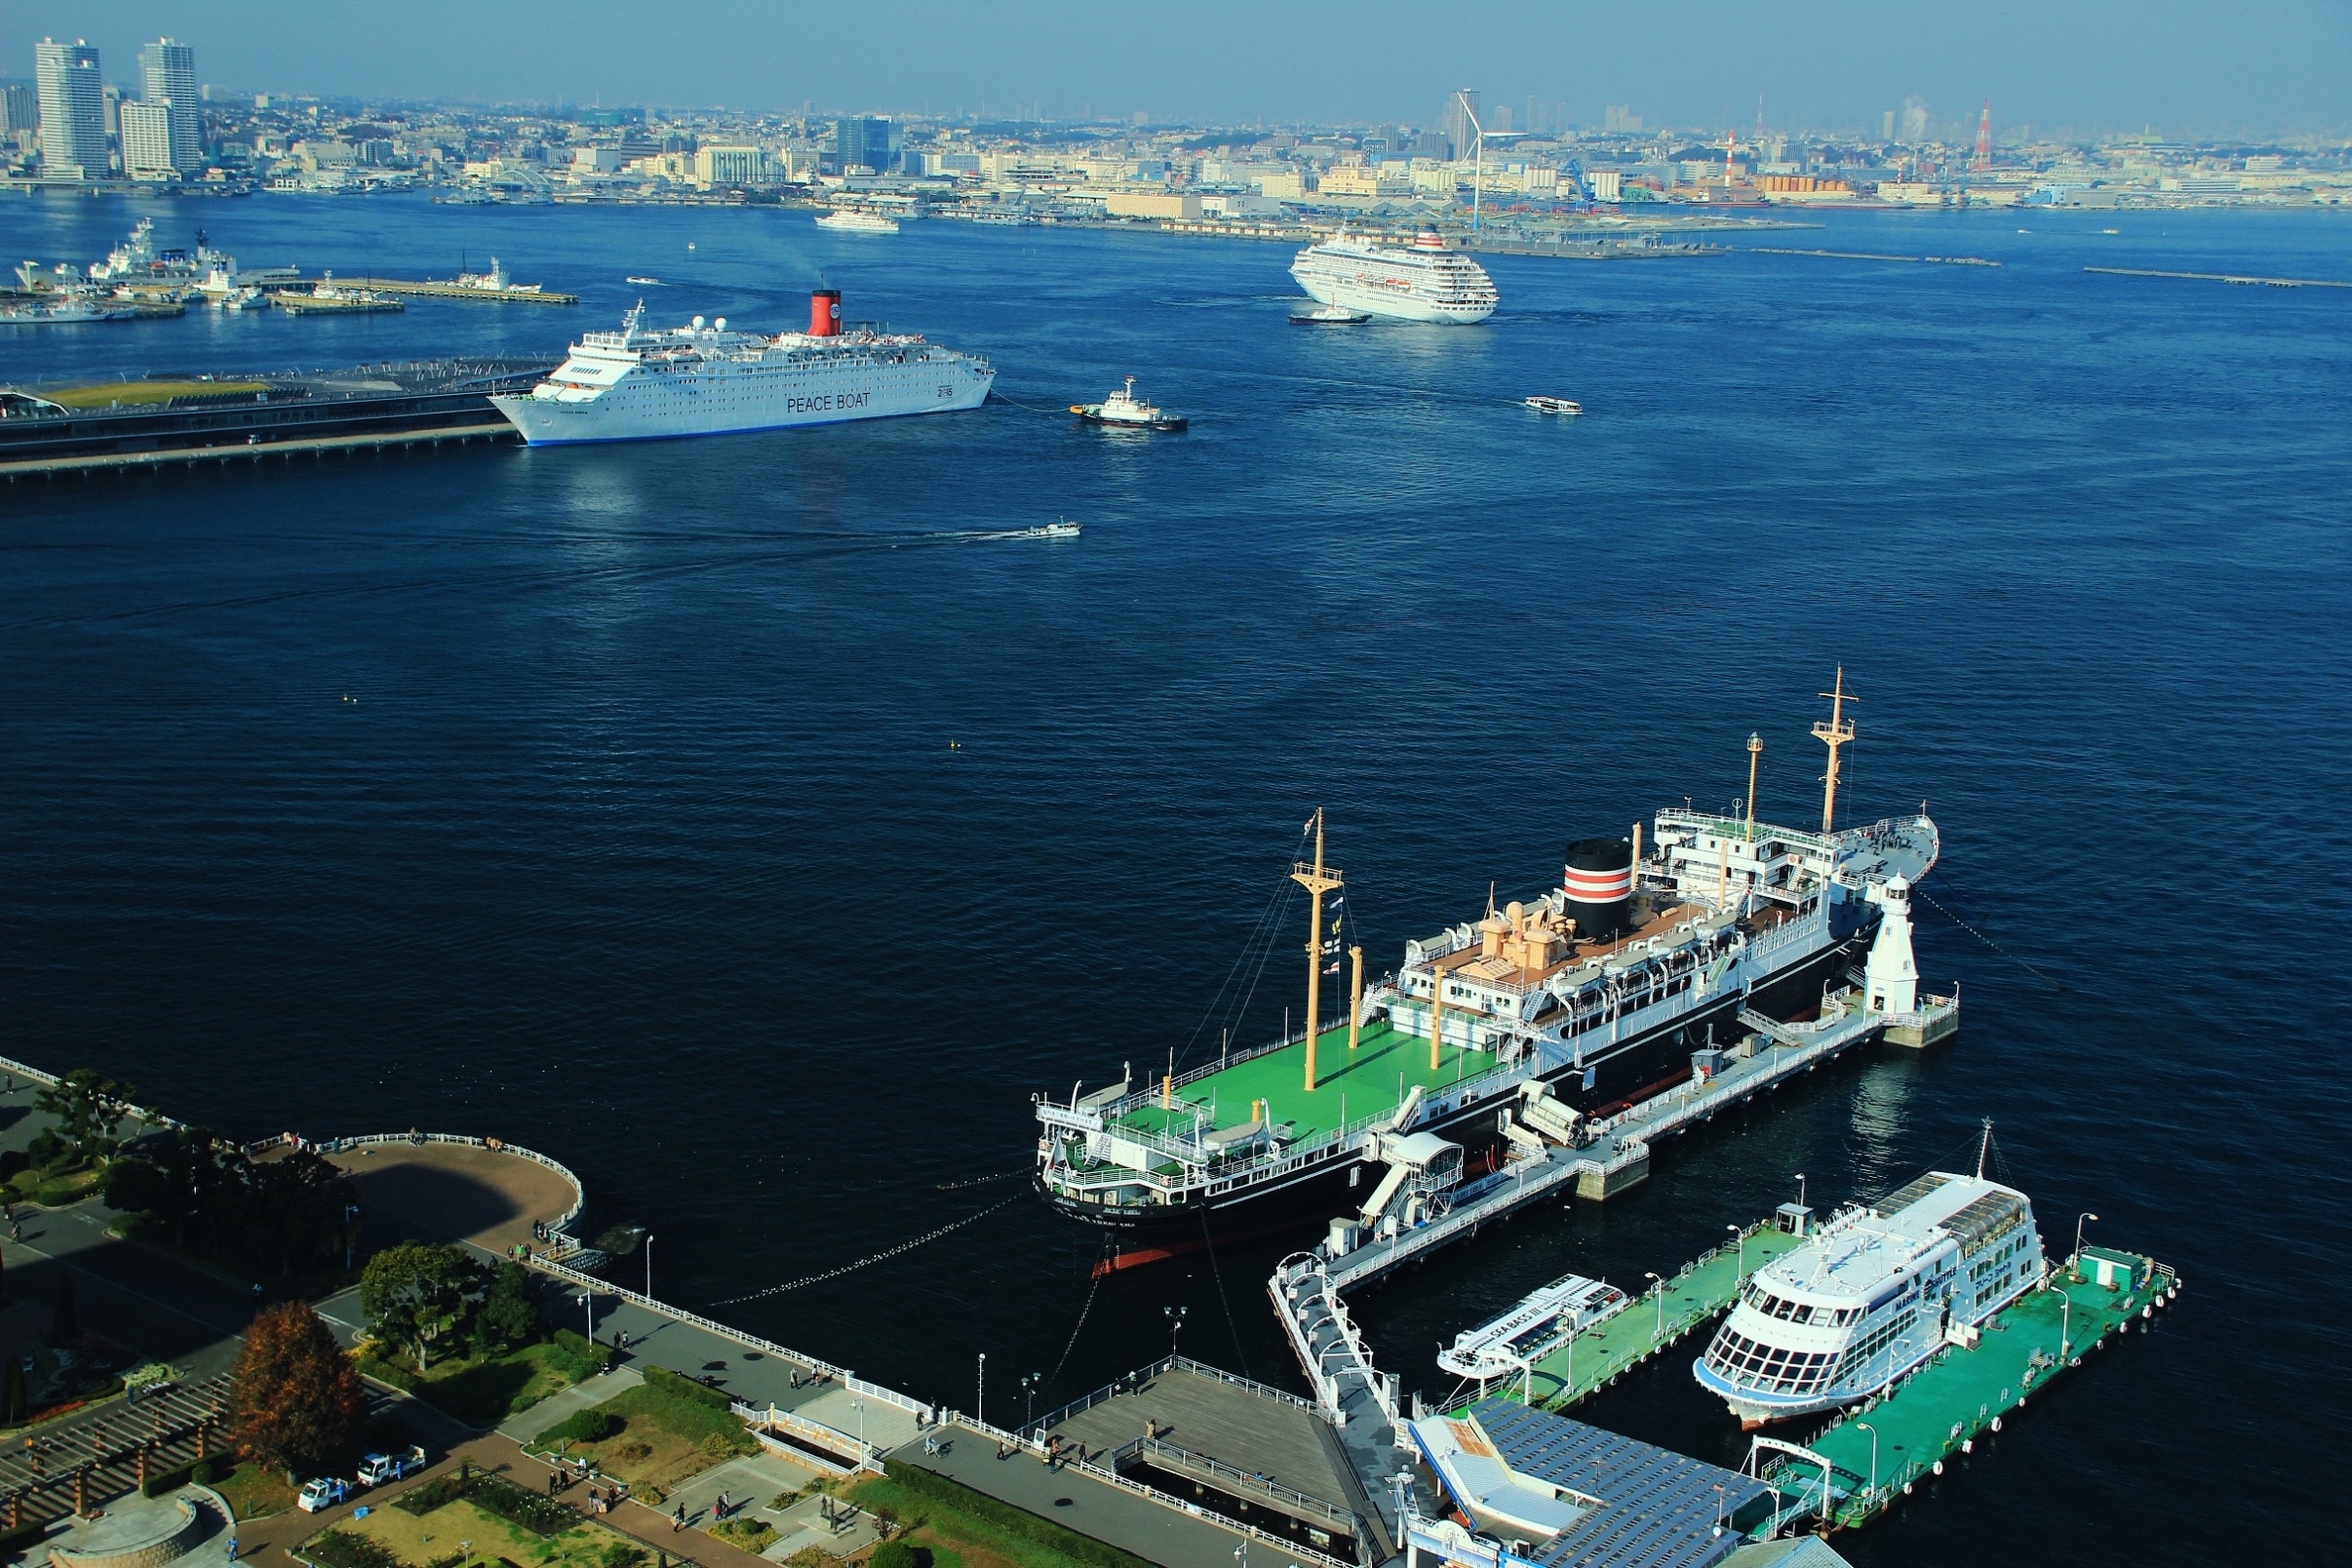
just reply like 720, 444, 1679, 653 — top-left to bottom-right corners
45, 380, 269, 409
847, 1477, 1122, 1568
1112, 1020, 1497, 1146
216, 1461, 298, 1521
529, 1379, 754, 1495
360, 1343, 581, 1426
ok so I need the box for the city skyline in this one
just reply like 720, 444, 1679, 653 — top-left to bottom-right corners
10, 0, 2351, 139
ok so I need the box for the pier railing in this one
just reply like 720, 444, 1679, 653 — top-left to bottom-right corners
1122, 1436, 1360, 1534
1029, 1353, 1321, 1437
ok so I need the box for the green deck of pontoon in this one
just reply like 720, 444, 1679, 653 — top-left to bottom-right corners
1769, 1246, 2172, 1528
1112, 1020, 1497, 1145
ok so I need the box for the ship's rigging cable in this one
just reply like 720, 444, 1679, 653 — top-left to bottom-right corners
1174, 826, 1313, 1074
1043, 1241, 1111, 1395
1909, 884, 2066, 993
1198, 1208, 1251, 1376
709, 1194, 1021, 1305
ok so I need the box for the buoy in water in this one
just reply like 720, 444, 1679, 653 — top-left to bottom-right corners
1933, 1460, 1944, 1476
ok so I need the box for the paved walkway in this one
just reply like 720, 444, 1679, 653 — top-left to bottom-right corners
902, 1425, 1271, 1568
496, 1366, 644, 1443
314, 1142, 578, 1256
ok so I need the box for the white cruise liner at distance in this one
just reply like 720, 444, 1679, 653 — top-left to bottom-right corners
1289, 227, 1498, 325
1693, 1142, 2047, 1428
491, 289, 993, 446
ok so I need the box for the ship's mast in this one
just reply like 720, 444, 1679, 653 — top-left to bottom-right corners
1744, 732, 1763, 843
1812, 667, 1857, 834
1976, 1117, 1995, 1179
1292, 810, 1345, 1091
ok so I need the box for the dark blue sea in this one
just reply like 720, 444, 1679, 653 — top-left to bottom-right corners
4, 192, 2347, 1563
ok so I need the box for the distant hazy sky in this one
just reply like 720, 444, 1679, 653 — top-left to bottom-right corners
13, 1, 2349, 137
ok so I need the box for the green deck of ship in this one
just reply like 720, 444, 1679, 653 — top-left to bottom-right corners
1768, 1247, 2172, 1530
1112, 1020, 1496, 1145
1453, 1219, 1810, 1412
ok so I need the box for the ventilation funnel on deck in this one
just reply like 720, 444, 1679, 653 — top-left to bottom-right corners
1563, 836, 1633, 940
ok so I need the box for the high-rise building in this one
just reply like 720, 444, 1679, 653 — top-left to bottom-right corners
1603, 104, 1642, 135
139, 37, 201, 170
1882, 110, 1897, 142
35, 37, 107, 178
1899, 96, 1930, 143
834, 116, 897, 176
1442, 90, 1480, 160
120, 99, 176, 177
0, 84, 38, 134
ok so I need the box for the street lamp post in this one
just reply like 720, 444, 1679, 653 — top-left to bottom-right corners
977, 1353, 986, 1427
2074, 1212, 2099, 1266
577, 1291, 594, 1346
1728, 1224, 1744, 1284
852, 1398, 865, 1453
2059, 1293, 2072, 1360
1855, 1421, 1878, 1502
1021, 1373, 1040, 1430
1645, 1272, 1664, 1342
344, 1205, 361, 1272
1163, 1305, 1188, 1360
645, 1235, 655, 1300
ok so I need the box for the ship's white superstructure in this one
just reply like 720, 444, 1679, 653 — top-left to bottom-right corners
816, 210, 901, 233
1288, 227, 1498, 324
1694, 1158, 2046, 1426
491, 290, 994, 446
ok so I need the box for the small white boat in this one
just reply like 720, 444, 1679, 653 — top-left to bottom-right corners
0, 294, 139, 325
1010, 520, 1081, 540
1072, 376, 1187, 432
817, 210, 901, 234
1524, 395, 1583, 416
216, 286, 265, 311
1291, 302, 1371, 325
625, 275, 662, 286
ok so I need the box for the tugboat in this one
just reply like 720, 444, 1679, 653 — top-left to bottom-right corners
1071, 376, 1188, 432
1291, 302, 1371, 326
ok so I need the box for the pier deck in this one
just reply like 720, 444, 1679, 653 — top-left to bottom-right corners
1115, 1022, 1495, 1145
1500, 1219, 1810, 1409
1760, 1247, 2178, 1531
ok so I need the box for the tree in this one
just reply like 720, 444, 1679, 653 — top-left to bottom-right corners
231, 1302, 367, 1480
478, 1262, 542, 1351
360, 1242, 479, 1371
34, 1070, 134, 1167
47, 1274, 77, 1346
103, 1133, 356, 1280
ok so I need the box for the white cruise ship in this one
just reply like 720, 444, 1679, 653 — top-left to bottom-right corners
1693, 1152, 2046, 1427
1288, 227, 1498, 324
491, 289, 993, 446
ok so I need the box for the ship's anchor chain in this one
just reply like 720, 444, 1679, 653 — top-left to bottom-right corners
710, 1194, 1021, 1305
1910, 884, 2067, 993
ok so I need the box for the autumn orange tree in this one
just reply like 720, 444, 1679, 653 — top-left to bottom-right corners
231, 1302, 368, 1479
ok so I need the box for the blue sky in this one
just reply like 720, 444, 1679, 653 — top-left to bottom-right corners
13, 1, 2348, 137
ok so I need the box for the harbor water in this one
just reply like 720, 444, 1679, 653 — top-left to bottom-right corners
3, 193, 2347, 1564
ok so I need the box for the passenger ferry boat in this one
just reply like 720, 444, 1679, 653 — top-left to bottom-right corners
491, 289, 994, 446
1694, 1130, 2045, 1427
816, 210, 901, 234
1438, 1274, 1627, 1383
1035, 674, 1947, 1270
1288, 227, 1498, 325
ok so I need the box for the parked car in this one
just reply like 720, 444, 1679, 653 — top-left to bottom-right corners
296, 1477, 351, 1513
356, 1447, 428, 1487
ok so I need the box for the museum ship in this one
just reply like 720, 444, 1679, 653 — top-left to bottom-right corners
491, 290, 994, 446
1287, 227, 1498, 324
1034, 674, 1943, 1269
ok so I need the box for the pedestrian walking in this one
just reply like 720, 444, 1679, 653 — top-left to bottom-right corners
673, 1501, 686, 1533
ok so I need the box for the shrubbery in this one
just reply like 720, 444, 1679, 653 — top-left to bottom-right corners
879, 1462, 1158, 1568
302, 1532, 402, 1568
537, 1408, 619, 1448
642, 1365, 728, 1410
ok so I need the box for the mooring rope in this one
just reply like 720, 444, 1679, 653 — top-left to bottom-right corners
710, 1194, 1021, 1304
1199, 1208, 1250, 1377
1044, 1242, 1111, 1393
1911, 885, 2066, 993
934, 1168, 1029, 1192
